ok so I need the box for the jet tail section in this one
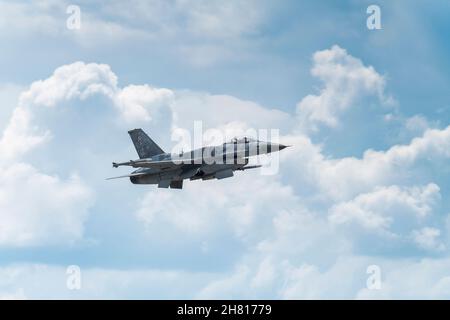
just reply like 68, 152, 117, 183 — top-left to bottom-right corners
128, 129, 165, 159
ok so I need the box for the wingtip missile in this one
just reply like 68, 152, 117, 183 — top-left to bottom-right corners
237, 165, 262, 171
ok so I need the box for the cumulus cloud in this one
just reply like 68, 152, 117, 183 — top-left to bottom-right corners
329, 184, 440, 230
405, 115, 430, 133
281, 125, 450, 202
114, 84, 174, 123
0, 264, 214, 299
0, 63, 115, 246
0, 163, 93, 247
19, 62, 118, 108
0, 1, 62, 36
328, 184, 442, 251
0, 62, 118, 161
0, 107, 50, 161
278, 257, 367, 299
0, 45, 449, 298
0, 61, 290, 249
2, 255, 450, 299
0, 289, 26, 300
99, 0, 265, 40
296, 45, 392, 131
0, 78, 95, 248
137, 173, 300, 244
0, 1, 152, 45
179, 0, 265, 40
0, 83, 24, 131
412, 227, 446, 252
356, 257, 450, 299
197, 255, 450, 299
0, 63, 124, 245
170, 92, 291, 134
0, 0, 266, 66
0, 62, 170, 159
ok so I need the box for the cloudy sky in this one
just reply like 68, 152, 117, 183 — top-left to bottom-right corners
1, 0, 450, 299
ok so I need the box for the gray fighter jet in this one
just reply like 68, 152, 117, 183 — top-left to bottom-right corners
108, 129, 289, 189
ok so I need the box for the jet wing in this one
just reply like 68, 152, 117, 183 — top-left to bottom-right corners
134, 159, 186, 170
113, 159, 185, 170
136, 155, 249, 169
112, 152, 251, 170
106, 172, 149, 180
113, 158, 208, 170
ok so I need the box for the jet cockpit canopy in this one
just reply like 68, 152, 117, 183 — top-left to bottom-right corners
229, 136, 257, 143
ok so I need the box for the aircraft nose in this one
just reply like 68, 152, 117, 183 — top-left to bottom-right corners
258, 142, 290, 154
278, 144, 291, 151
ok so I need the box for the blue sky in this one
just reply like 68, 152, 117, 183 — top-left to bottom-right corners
0, 0, 450, 299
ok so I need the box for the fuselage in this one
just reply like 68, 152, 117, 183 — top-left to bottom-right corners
128, 138, 287, 185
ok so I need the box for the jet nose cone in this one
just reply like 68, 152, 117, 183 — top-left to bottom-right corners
278, 144, 289, 151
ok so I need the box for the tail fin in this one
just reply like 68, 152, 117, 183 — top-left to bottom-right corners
128, 129, 165, 159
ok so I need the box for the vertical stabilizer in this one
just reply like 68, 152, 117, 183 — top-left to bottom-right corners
128, 129, 165, 159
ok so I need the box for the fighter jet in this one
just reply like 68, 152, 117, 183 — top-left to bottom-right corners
108, 129, 289, 189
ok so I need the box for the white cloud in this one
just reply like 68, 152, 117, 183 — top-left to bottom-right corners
0, 1, 152, 45
0, 1, 62, 36
0, 47, 449, 298
0, 62, 170, 162
199, 255, 450, 299
278, 257, 366, 299
356, 258, 450, 299
19, 62, 118, 108
0, 107, 50, 162
329, 184, 440, 231
0, 289, 26, 300
114, 84, 174, 123
281, 124, 450, 201
194, 254, 450, 299
171, 91, 291, 134
0, 83, 24, 131
412, 227, 445, 252
0, 1, 266, 66
256, 208, 345, 265
0, 264, 214, 299
327, 184, 444, 252
137, 172, 300, 244
1, 62, 119, 162
2, 255, 450, 299
405, 115, 430, 133
0, 61, 290, 249
0, 62, 118, 247
100, 0, 265, 40
196, 265, 251, 299
0, 163, 93, 247
296, 45, 391, 131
